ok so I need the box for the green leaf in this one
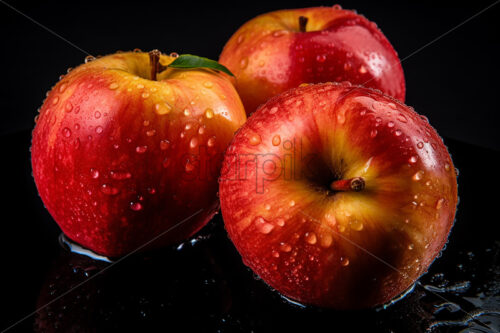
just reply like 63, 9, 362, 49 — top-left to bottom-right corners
168, 54, 234, 76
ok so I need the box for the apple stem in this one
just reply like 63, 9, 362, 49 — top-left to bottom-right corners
148, 49, 167, 81
330, 177, 365, 192
299, 16, 308, 32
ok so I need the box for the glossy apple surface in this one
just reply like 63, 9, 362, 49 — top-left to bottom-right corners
219, 82, 457, 309
32, 51, 246, 257
219, 5, 405, 114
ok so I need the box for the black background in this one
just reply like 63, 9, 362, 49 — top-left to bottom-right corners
1, 0, 499, 150
1, 1, 500, 332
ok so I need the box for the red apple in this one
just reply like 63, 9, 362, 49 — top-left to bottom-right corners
219, 5, 405, 114
219, 82, 457, 309
32, 50, 246, 257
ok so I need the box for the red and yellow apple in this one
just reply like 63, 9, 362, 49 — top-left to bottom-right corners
32, 51, 246, 257
219, 82, 457, 309
219, 5, 405, 114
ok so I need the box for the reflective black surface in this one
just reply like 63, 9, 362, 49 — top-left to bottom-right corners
0, 130, 499, 332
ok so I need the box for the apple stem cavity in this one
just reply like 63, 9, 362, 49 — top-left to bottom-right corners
330, 177, 365, 192
148, 49, 167, 81
298, 16, 308, 32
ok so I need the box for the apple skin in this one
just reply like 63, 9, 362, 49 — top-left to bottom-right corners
31, 51, 246, 257
219, 82, 457, 309
219, 5, 405, 114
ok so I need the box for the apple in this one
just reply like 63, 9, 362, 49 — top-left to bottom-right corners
31, 50, 246, 257
219, 5, 405, 114
219, 82, 457, 309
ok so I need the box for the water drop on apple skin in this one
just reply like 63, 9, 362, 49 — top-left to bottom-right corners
135, 145, 148, 153
254, 216, 274, 234
130, 202, 143, 211
189, 137, 199, 149
110, 170, 132, 180
101, 184, 119, 195
207, 137, 216, 147
305, 232, 317, 244
205, 108, 214, 119
249, 134, 261, 146
62, 127, 72, 138
90, 168, 99, 179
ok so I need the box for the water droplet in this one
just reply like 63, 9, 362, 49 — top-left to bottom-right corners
370, 129, 378, 138
409, 156, 418, 164
130, 202, 143, 211
269, 107, 278, 114
137, 84, 145, 89
435, 198, 445, 210
417, 142, 424, 149
159, 139, 171, 150
280, 243, 292, 252
183, 109, 190, 116
289, 200, 295, 207
101, 184, 119, 195
85, 55, 95, 63
52, 96, 59, 105
275, 218, 285, 227
169, 52, 179, 58
341, 257, 350, 266
110, 170, 131, 180
155, 102, 172, 115
255, 217, 274, 234
90, 168, 99, 179
305, 232, 317, 244
203, 81, 213, 88
136, 145, 148, 153
205, 108, 214, 119
343, 62, 352, 71
141, 92, 150, 99
408, 244, 414, 250
94, 111, 101, 119
62, 127, 72, 138
95, 126, 103, 134
190, 137, 199, 148
109, 83, 119, 90
350, 219, 364, 231
395, 129, 402, 136
65, 102, 73, 112
148, 187, 156, 194
272, 250, 280, 258
146, 129, 156, 136
316, 54, 326, 63
249, 134, 261, 146
387, 121, 395, 128
412, 170, 424, 181
332, 4, 342, 9
272, 135, 281, 146
444, 163, 451, 171
207, 136, 216, 147
359, 66, 367, 74
240, 57, 248, 69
